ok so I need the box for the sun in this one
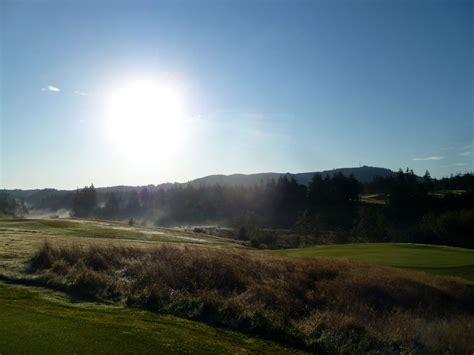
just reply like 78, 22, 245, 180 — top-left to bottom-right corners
105, 80, 185, 159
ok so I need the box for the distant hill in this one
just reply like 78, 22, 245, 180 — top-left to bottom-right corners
1, 166, 396, 207
294, 166, 395, 184
188, 166, 395, 187
187, 173, 284, 188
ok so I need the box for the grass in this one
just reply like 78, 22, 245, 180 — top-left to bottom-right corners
0, 218, 240, 245
270, 243, 474, 280
1, 218, 474, 352
23, 242, 474, 353
0, 281, 300, 354
431, 190, 467, 197
359, 190, 467, 204
359, 194, 387, 205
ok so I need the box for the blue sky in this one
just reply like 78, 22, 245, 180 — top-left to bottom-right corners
1, 0, 472, 189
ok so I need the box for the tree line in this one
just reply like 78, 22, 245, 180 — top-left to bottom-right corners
70, 173, 360, 228
0, 193, 27, 217
3, 170, 473, 249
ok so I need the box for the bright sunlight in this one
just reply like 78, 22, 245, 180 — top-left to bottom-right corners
105, 80, 185, 159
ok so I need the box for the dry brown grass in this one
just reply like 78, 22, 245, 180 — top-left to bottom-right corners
28, 242, 474, 353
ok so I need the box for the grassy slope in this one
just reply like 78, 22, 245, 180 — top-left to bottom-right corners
270, 243, 474, 279
1, 218, 473, 352
0, 282, 301, 354
0, 218, 242, 276
0, 218, 240, 245
0, 219, 299, 353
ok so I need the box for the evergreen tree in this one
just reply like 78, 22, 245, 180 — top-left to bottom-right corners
104, 192, 120, 218
72, 184, 97, 217
126, 190, 141, 216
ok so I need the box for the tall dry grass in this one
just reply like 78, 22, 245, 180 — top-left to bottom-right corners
29, 242, 474, 353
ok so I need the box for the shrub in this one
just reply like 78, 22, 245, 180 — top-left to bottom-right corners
28, 242, 474, 353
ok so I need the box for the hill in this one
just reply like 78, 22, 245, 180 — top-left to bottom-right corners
187, 166, 395, 187
1, 165, 396, 200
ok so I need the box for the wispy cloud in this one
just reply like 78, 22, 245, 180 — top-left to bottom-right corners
41, 85, 60, 92
459, 151, 471, 156
74, 90, 88, 96
413, 156, 444, 161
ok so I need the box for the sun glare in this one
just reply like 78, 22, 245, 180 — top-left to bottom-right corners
105, 80, 185, 159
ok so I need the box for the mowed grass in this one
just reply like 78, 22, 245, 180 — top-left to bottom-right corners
0, 218, 239, 246
270, 243, 474, 280
0, 282, 301, 354
359, 194, 387, 205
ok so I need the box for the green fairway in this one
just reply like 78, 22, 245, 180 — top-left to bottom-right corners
0, 282, 302, 354
270, 243, 474, 280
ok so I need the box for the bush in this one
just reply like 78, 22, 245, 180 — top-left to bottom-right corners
27, 242, 474, 353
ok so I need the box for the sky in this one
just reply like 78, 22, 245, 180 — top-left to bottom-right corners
1, 0, 473, 189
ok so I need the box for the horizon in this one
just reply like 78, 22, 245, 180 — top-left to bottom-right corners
3, 164, 377, 190
2, 165, 471, 191
1, 0, 473, 190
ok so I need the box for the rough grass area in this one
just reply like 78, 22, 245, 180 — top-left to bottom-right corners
270, 243, 474, 280
0, 282, 299, 354
27, 242, 474, 353
0, 218, 242, 286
